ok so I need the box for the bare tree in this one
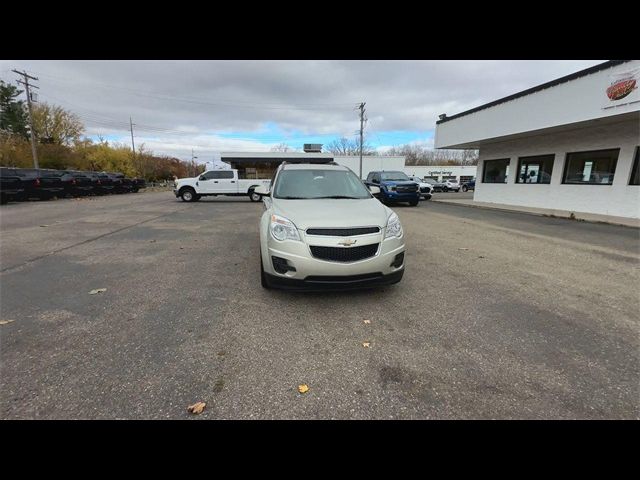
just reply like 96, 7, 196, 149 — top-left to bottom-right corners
270, 142, 293, 152
325, 136, 374, 156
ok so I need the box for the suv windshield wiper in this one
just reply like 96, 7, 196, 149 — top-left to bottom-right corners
313, 195, 363, 199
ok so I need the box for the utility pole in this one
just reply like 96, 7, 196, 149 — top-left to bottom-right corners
358, 102, 366, 179
129, 117, 136, 156
13, 70, 39, 169
191, 149, 198, 176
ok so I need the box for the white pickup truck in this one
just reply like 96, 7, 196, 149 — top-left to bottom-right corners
173, 169, 271, 202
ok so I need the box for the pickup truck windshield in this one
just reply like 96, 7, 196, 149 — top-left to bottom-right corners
273, 169, 371, 200
380, 172, 410, 181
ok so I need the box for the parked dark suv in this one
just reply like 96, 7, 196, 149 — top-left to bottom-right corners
364, 171, 420, 206
461, 179, 476, 192
0, 167, 25, 204
0, 168, 65, 200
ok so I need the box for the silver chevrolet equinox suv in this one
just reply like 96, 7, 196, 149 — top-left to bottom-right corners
254, 162, 405, 290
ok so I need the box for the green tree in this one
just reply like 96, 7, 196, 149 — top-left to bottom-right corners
0, 80, 29, 139
31, 102, 84, 145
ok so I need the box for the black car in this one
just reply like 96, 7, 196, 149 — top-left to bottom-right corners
0, 168, 65, 200
56, 170, 95, 197
105, 172, 133, 193
82, 172, 115, 194
0, 167, 25, 204
131, 177, 146, 192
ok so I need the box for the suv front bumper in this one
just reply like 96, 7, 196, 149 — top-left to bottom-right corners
263, 232, 405, 290
264, 269, 404, 291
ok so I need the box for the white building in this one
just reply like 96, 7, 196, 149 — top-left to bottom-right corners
402, 165, 477, 184
434, 60, 640, 221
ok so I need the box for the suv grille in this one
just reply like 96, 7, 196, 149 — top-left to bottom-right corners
396, 185, 418, 193
306, 227, 380, 236
310, 244, 379, 262
420, 186, 431, 193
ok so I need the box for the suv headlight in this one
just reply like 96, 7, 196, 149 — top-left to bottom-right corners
270, 214, 301, 242
384, 212, 403, 239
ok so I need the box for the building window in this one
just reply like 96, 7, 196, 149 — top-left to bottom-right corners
516, 155, 554, 184
482, 159, 510, 183
630, 147, 640, 186
563, 149, 619, 185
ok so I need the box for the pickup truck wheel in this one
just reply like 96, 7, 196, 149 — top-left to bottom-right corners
260, 254, 271, 289
180, 188, 196, 202
249, 189, 261, 202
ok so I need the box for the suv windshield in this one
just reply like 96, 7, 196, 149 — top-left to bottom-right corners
273, 169, 371, 200
380, 172, 410, 181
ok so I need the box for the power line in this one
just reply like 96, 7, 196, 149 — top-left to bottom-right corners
30, 71, 357, 110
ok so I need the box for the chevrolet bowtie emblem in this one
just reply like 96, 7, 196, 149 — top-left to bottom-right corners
338, 238, 357, 247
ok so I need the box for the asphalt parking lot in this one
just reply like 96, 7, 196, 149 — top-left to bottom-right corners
1, 192, 638, 419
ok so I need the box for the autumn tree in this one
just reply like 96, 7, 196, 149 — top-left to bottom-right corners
31, 102, 84, 145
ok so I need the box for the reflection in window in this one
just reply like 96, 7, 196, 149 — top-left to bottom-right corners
517, 155, 554, 184
563, 149, 619, 185
482, 159, 510, 183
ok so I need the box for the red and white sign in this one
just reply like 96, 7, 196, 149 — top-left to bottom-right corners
604, 68, 639, 107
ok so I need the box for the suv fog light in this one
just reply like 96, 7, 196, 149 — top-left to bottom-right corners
390, 252, 404, 268
272, 256, 296, 274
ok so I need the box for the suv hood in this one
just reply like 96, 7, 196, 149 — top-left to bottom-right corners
274, 198, 391, 230
381, 180, 417, 187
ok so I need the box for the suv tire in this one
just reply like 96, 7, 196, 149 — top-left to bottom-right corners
462, 185, 468, 192
249, 189, 261, 202
409, 199, 419, 206
443, 186, 449, 192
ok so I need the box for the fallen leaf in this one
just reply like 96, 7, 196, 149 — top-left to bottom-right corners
478, 255, 485, 259
363, 342, 371, 348
458, 247, 469, 251
363, 320, 371, 324
0, 319, 15, 325
88, 288, 107, 295
149, 240, 156, 243
187, 401, 206, 414
40, 224, 50, 227
298, 384, 309, 394
179, 247, 184, 249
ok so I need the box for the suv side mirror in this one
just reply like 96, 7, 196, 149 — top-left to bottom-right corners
254, 185, 270, 196
369, 186, 381, 195
199, 175, 206, 181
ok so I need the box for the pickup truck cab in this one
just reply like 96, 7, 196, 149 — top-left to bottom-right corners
364, 171, 420, 206
174, 169, 270, 202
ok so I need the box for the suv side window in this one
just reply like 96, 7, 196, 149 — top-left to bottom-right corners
372, 173, 381, 184
366, 172, 374, 182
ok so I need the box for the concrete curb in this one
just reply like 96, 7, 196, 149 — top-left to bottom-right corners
431, 198, 640, 228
